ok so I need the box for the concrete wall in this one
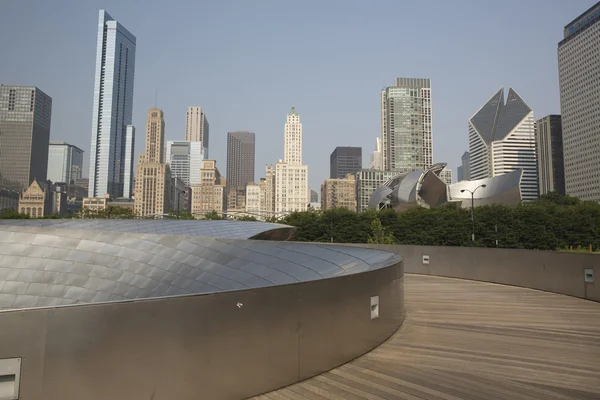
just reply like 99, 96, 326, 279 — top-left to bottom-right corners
358, 244, 599, 302
0, 261, 403, 400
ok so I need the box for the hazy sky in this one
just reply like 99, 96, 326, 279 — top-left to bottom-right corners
0, 0, 595, 193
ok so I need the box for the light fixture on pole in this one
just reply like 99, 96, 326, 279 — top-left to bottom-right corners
461, 184, 487, 242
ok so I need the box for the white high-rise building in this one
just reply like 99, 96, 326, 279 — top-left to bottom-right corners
165, 141, 204, 186
370, 137, 383, 170
558, 3, 600, 201
268, 107, 309, 213
468, 88, 538, 201
88, 10, 136, 198
185, 106, 209, 157
381, 78, 433, 173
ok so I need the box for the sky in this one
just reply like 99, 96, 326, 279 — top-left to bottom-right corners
0, 0, 596, 194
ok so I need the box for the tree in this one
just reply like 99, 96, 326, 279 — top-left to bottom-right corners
165, 210, 196, 220
76, 206, 136, 219
367, 218, 397, 244
234, 215, 258, 221
0, 209, 29, 219
203, 211, 223, 220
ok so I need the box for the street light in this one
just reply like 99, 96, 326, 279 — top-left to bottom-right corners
461, 184, 487, 242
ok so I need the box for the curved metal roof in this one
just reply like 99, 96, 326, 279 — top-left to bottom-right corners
0, 224, 400, 311
0, 219, 294, 240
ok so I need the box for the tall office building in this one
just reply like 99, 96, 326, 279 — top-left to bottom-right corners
185, 106, 209, 157
270, 107, 309, 213
47, 142, 84, 184
226, 131, 255, 209
460, 151, 470, 181
0, 85, 52, 192
536, 115, 565, 195
558, 2, 600, 201
370, 138, 383, 170
381, 78, 433, 173
330, 146, 362, 179
123, 125, 135, 198
88, 10, 136, 198
134, 109, 171, 217
166, 141, 204, 186
469, 88, 538, 201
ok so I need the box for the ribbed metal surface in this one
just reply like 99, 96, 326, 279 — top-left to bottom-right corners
0, 219, 293, 239
0, 224, 400, 311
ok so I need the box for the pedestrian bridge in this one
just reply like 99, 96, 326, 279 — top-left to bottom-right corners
0, 221, 598, 399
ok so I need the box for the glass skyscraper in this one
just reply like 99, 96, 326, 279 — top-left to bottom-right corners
88, 10, 136, 198
381, 78, 433, 173
0, 85, 52, 192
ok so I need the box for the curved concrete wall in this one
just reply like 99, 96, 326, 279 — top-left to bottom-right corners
358, 244, 599, 302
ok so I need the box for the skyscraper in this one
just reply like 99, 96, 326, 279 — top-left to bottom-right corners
558, 2, 600, 201
0, 85, 52, 192
381, 78, 433, 173
47, 142, 84, 184
330, 146, 362, 179
185, 106, 209, 157
460, 151, 470, 181
370, 138, 383, 170
88, 10, 136, 198
536, 115, 565, 196
268, 107, 309, 213
226, 131, 255, 209
165, 141, 204, 186
123, 125, 135, 198
469, 88, 538, 201
134, 108, 171, 217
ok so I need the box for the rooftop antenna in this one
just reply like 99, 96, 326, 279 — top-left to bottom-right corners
154, 89, 157, 108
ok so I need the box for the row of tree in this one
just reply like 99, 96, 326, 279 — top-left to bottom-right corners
279, 192, 600, 251
0, 207, 259, 221
1, 192, 598, 251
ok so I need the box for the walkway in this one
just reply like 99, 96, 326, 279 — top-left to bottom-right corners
254, 274, 600, 399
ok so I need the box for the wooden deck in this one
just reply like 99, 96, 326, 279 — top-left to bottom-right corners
254, 274, 600, 400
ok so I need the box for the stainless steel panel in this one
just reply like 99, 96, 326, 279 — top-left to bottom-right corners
0, 260, 403, 399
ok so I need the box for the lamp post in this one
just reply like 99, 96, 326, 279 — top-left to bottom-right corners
461, 184, 487, 242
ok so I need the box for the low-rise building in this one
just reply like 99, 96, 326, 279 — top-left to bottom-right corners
321, 174, 357, 211
19, 179, 53, 218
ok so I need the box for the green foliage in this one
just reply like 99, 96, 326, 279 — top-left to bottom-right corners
367, 218, 397, 244
203, 211, 224, 220
234, 215, 258, 221
76, 206, 136, 219
280, 193, 600, 250
0, 209, 29, 219
165, 210, 196, 220
558, 245, 599, 253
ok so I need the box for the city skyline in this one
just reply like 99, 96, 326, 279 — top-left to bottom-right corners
0, 0, 595, 193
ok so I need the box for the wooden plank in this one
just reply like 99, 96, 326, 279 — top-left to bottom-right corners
251, 275, 600, 400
